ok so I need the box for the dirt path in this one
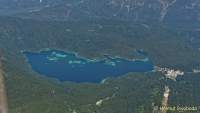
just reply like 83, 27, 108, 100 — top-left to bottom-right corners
160, 86, 170, 113
0, 62, 9, 113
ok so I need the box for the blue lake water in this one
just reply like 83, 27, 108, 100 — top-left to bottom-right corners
24, 50, 154, 83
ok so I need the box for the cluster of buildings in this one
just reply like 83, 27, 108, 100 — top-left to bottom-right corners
193, 69, 200, 73
154, 66, 184, 80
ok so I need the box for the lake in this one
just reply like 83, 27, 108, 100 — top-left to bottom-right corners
24, 50, 154, 83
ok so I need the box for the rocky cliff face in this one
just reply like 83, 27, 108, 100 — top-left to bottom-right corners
0, 0, 200, 23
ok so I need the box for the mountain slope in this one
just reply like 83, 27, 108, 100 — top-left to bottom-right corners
0, 0, 199, 23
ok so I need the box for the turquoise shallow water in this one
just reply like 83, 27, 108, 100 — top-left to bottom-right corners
24, 50, 154, 83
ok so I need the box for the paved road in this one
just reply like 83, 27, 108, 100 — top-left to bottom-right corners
0, 62, 8, 113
